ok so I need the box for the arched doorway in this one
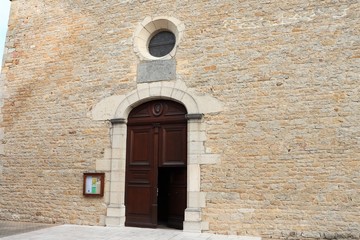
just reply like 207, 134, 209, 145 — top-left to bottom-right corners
125, 100, 187, 229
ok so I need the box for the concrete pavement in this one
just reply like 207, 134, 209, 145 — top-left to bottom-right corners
0, 221, 54, 238
0, 222, 261, 240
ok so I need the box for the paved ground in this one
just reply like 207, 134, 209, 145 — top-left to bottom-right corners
0, 221, 55, 238
0, 221, 261, 240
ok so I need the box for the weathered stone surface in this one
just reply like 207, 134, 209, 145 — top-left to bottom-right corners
0, 0, 359, 239
137, 59, 176, 83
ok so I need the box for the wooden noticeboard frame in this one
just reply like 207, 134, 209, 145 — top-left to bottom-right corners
83, 173, 105, 197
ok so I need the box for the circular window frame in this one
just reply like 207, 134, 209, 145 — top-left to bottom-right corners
134, 16, 185, 61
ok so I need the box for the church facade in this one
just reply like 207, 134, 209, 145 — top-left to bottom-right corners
0, 1, 359, 239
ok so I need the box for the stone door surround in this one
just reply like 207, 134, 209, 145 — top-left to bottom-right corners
92, 81, 223, 232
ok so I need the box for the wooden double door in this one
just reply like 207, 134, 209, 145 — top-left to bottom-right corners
125, 100, 187, 229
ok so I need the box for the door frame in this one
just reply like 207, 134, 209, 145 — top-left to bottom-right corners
99, 84, 223, 233
106, 111, 204, 232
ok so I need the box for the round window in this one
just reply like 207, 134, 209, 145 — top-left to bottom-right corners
148, 31, 176, 57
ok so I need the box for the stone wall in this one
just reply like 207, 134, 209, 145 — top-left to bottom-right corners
1, 0, 359, 239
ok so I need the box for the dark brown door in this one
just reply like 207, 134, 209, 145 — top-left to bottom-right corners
125, 100, 187, 229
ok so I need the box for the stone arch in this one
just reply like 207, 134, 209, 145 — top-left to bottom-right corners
91, 81, 223, 122
114, 85, 200, 119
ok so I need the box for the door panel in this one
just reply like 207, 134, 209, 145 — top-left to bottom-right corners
127, 170, 152, 184
159, 124, 187, 167
127, 186, 151, 214
167, 168, 187, 229
128, 127, 153, 166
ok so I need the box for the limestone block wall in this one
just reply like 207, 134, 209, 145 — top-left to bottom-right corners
0, 0, 359, 239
